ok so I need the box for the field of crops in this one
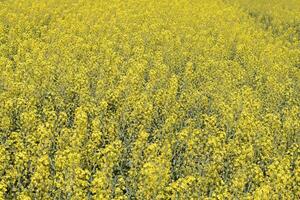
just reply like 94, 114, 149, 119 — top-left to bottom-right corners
0, 0, 299, 199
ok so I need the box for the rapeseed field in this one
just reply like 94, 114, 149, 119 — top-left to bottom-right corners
0, 0, 299, 199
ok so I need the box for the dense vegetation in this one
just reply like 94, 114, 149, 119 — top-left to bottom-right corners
0, 0, 299, 199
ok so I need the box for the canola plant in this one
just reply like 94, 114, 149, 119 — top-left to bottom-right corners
0, 0, 299, 199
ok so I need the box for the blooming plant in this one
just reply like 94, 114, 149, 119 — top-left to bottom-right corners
0, 0, 299, 199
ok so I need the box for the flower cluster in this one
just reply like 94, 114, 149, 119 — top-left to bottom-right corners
0, 0, 299, 199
